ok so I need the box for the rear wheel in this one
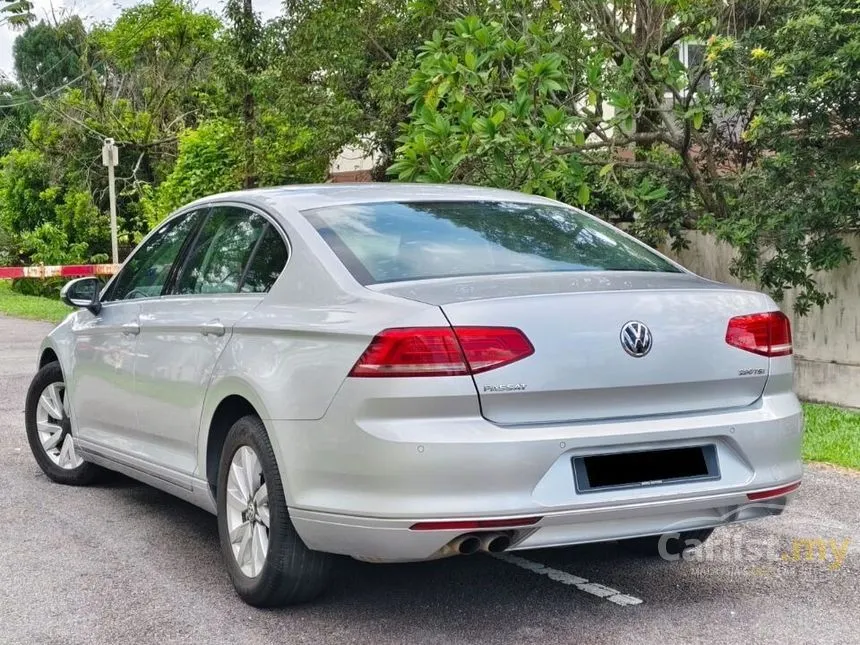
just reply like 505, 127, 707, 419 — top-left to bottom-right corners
216, 415, 333, 607
620, 528, 715, 558
25, 361, 100, 485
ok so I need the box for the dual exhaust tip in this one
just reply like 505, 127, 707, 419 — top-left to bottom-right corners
450, 532, 511, 555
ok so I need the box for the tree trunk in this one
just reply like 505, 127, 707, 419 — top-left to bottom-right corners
241, 0, 256, 189
633, 0, 664, 153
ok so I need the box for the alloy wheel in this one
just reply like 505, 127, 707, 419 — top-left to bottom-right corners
35, 382, 83, 470
225, 445, 270, 578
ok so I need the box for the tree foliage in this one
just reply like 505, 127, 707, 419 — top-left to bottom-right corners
0, 0, 857, 312
0, 0, 330, 281
12, 18, 85, 95
0, 0, 34, 28
387, 0, 860, 312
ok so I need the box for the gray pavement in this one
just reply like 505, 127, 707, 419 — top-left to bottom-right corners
0, 314, 858, 645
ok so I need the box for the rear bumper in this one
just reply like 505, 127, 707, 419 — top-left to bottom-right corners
272, 391, 803, 561
290, 485, 796, 562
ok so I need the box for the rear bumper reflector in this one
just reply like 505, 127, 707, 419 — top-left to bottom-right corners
409, 516, 542, 531
746, 481, 801, 501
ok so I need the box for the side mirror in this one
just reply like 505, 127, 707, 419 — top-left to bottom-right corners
60, 277, 102, 315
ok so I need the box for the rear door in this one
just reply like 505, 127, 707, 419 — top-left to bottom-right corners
132, 205, 288, 477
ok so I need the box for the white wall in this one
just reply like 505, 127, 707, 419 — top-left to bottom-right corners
329, 143, 380, 175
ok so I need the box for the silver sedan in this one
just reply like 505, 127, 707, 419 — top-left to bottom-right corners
25, 184, 803, 606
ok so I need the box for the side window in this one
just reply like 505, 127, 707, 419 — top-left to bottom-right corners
174, 207, 267, 295
239, 225, 288, 293
104, 211, 202, 301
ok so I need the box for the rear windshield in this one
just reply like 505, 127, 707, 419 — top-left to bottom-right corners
302, 201, 679, 284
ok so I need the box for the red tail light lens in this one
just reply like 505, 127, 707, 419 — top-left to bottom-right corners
725, 311, 792, 357
746, 481, 801, 501
349, 328, 468, 377
349, 327, 534, 378
409, 516, 542, 531
454, 326, 535, 374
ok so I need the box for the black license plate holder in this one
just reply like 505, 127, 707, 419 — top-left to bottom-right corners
572, 445, 720, 493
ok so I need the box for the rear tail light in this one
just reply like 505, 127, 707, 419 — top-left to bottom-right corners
348, 326, 534, 378
725, 311, 792, 357
453, 326, 535, 374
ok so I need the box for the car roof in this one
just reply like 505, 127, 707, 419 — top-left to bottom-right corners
182, 183, 561, 214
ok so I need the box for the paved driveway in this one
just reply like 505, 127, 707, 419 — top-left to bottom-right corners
0, 315, 858, 645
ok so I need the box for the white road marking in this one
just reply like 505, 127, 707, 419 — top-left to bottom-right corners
493, 553, 643, 606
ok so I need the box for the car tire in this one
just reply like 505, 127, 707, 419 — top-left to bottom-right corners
216, 414, 334, 607
25, 361, 101, 486
620, 528, 715, 558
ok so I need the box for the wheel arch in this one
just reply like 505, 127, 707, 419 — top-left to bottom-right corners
39, 347, 59, 369
199, 378, 289, 500
37, 333, 74, 375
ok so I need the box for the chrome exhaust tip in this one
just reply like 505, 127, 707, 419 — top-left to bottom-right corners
479, 532, 512, 553
455, 534, 482, 555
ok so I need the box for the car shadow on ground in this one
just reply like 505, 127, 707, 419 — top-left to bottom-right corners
88, 474, 770, 627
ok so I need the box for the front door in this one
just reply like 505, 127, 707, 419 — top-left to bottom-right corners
67, 301, 140, 448
132, 206, 288, 477
71, 209, 203, 459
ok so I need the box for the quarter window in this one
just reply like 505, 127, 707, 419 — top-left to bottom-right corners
239, 225, 288, 293
104, 211, 202, 301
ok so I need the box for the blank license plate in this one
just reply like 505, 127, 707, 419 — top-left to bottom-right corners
572, 445, 719, 493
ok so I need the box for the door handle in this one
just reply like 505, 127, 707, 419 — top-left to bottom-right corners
199, 320, 226, 337
121, 321, 140, 336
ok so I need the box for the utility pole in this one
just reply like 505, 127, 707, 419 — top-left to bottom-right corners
102, 138, 119, 264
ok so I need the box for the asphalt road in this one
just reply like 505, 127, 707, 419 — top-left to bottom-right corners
1, 315, 858, 645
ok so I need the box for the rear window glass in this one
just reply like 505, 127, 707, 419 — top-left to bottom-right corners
302, 201, 679, 284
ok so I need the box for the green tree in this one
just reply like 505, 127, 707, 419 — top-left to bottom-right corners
391, 11, 588, 200
704, 0, 860, 312
223, 0, 264, 188
0, 0, 34, 28
0, 147, 106, 265
0, 0, 224, 277
278, 0, 454, 171
389, 0, 860, 312
0, 80, 35, 155
13, 18, 85, 96
31, 0, 222, 241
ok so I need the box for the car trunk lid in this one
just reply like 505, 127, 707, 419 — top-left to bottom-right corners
371, 272, 772, 424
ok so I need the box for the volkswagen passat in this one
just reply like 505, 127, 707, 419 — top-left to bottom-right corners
25, 184, 803, 606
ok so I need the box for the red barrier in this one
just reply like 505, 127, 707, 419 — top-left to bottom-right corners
0, 264, 120, 280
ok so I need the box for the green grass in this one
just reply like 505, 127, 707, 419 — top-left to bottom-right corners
0, 281, 72, 323
803, 403, 860, 471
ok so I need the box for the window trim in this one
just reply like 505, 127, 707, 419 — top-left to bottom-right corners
100, 200, 291, 305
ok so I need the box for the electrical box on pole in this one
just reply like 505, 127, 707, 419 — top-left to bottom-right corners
102, 138, 119, 264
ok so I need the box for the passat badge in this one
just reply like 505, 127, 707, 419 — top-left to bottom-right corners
483, 384, 527, 392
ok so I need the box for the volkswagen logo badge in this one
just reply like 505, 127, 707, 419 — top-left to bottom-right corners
620, 321, 652, 357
